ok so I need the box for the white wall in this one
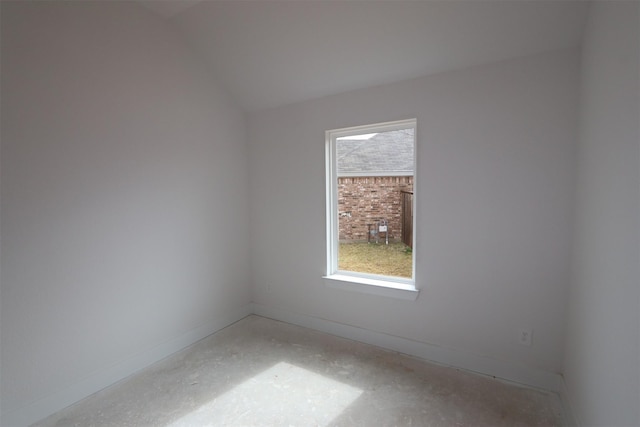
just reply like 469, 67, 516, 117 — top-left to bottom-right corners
563, 2, 640, 426
0, 2, 251, 425
248, 49, 579, 388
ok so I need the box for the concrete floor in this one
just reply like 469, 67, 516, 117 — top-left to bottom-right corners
34, 315, 564, 426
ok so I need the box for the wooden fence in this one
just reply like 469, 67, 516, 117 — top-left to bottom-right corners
401, 191, 413, 248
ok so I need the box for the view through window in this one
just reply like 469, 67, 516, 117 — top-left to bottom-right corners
327, 119, 416, 283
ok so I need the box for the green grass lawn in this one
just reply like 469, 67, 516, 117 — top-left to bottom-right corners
338, 242, 412, 278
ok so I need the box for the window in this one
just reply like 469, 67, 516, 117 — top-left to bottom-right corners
324, 119, 418, 300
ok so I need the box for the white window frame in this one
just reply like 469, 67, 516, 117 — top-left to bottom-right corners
323, 119, 419, 301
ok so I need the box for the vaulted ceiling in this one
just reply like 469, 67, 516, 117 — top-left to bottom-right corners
139, 1, 589, 112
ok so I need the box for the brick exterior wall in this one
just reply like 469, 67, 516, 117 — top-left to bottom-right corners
337, 176, 413, 242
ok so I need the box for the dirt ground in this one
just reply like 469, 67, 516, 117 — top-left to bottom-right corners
338, 242, 412, 278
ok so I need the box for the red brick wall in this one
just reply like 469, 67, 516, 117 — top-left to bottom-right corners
337, 176, 413, 242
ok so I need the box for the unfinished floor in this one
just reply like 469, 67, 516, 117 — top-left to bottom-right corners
34, 315, 564, 426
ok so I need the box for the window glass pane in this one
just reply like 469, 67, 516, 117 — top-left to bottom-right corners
335, 127, 414, 279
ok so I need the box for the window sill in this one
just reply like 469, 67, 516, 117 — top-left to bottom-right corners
322, 274, 419, 301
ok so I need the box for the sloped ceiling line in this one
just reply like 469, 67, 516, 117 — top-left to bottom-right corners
138, 1, 589, 112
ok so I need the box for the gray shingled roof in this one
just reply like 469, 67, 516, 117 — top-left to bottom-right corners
336, 129, 414, 176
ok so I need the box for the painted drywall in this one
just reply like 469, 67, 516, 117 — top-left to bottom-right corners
248, 49, 579, 386
0, 2, 250, 425
563, 2, 640, 426
172, 1, 588, 112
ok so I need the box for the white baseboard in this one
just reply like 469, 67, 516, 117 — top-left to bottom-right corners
8, 302, 563, 426
252, 303, 562, 393
4, 304, 253, 427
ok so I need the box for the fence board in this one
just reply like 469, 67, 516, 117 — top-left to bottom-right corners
401, 191, 413, 248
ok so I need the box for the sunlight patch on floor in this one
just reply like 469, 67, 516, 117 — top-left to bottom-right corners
169, 362, 363, 426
